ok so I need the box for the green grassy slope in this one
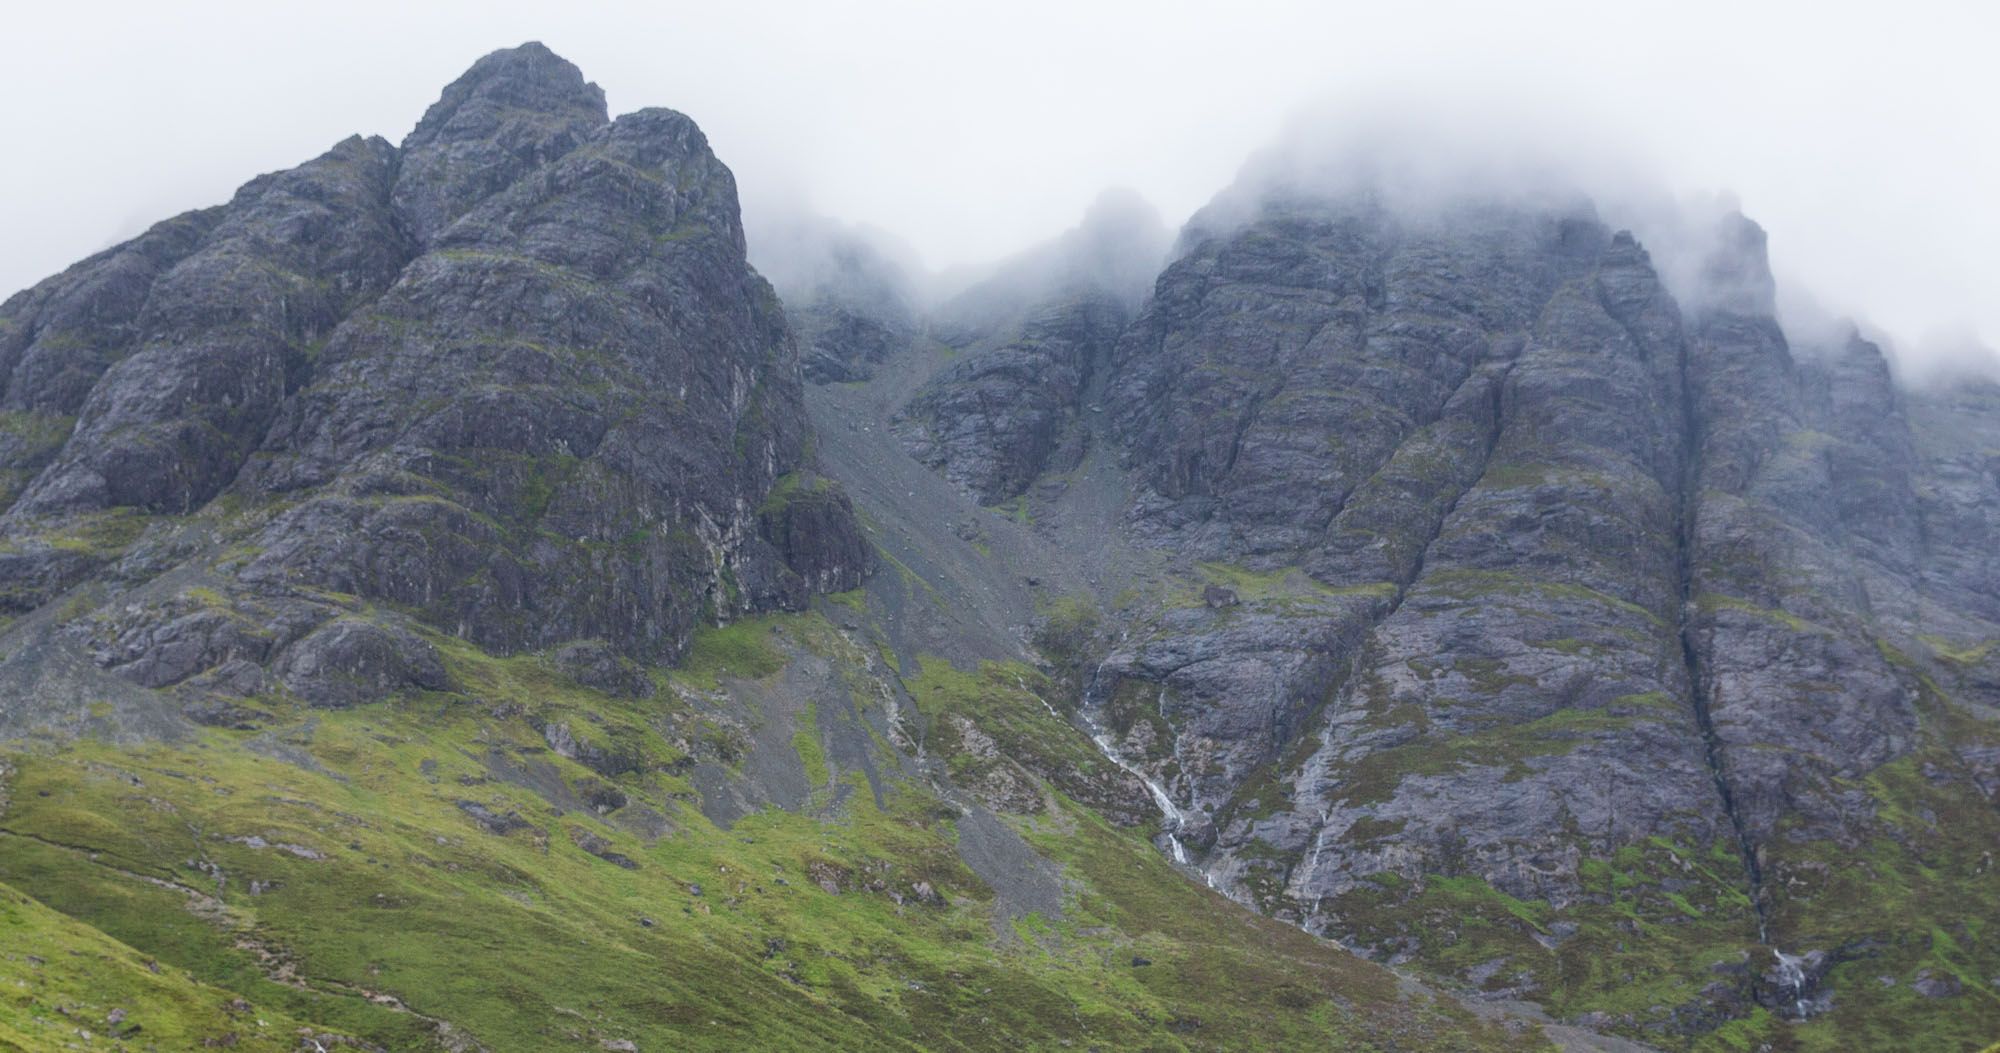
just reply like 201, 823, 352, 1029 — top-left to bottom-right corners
0, 606, 1542, 1052
0, 878, 355, 1052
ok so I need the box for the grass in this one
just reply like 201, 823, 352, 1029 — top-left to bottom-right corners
0, 508, 150, 559
1918, 633, 1997, 667
0, 879, 351, 1051
1332, 693, 1681, 805
1187, 562, 1396, 609
1695, 592, 1825, 634
0, 610, 1540, 1052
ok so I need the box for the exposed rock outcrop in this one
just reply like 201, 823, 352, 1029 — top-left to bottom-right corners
0, 43, 869, 709
896, 169, 2000, 1045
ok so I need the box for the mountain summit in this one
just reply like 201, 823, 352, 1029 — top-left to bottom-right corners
1, 42, 1995, 1053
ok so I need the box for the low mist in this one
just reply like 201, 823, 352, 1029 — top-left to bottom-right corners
4, 1, 1992, 379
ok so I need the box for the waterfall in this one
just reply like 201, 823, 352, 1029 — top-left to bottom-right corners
1773, 948, 1812, 1018
1073, 658, 1214, 885
1013, 673, 1066, 723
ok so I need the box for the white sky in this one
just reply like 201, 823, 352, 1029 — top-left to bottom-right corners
3, 0, 1994, 358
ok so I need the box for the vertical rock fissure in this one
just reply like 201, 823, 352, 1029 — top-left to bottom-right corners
1287, 358, 1515, 918
1673, 334, 1768, 938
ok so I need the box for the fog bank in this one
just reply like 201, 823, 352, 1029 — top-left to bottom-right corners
3, 1, 1991, 372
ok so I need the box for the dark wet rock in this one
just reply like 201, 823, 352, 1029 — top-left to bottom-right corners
0, 43, 868, 712
391, 41, 608, 247
899, 293, 1130, 503
568, 826, 640, 869
553, 640, 654, 699
541, 720, 645, 780
754, 475, 873, 599
274, 618, 450, 708
3, 39, 1995, 1052
12, 134, 409, 518
235, 102, 861, 666
574, 777, 629, 813
894, 191, 1168, 505
0, 544, 114, 615
769, 229, 918, 384
92, 592, 292, 689
806, 860, 847, 894
0, 210, 219, 421
903, 175, 2000, 1046
1910, 970, 1962, 999
456, 800, 536, 836
181, 698, 272, 731
796, 299, 914, 384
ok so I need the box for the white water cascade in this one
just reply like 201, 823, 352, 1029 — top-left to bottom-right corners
1069, 658, 1215, 885
1773, 949, 1812, 1018
1295, 809, 1335, 923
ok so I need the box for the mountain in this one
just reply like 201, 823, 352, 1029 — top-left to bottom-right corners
2, 40, 1996, 1053
0, 44, 1550, 1053
893, 189, 1170, 505
893, 171, 2000, 1049
746, 210, 920, 385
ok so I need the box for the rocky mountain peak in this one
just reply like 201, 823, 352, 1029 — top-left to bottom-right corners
405, 41, 607, 142
1063, 187, 1172, 306
394, 41, 610, 245
0, 39, 1994, 1053
0, 42, 867, 715
1690, 208, 1778, 318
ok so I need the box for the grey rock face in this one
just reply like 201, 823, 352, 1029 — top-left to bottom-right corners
3, 41, 1994, 1050
797, 301, 914, 384
891, 191, 1169, 505
1081, 199, 1739, 920
890, 176, 2000, 1043
898, 293, 1128, 504
0, 43, 868, 708
786, 236, 918, 384
274, 618, 451, 708
0, 207, 219, 428
391, 41, 609, 247
238, 104, 854, 665
552, 640, 655, 699
14, 134, 409, 518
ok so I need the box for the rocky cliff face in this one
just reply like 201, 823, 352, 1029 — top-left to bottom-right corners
894, 190, 1168, 504
0, 47, 1557, 1053
0, 42, 867, 721
886, 175, 2000, 1048
758, 223, 918, 384
2, 40, 1994, 1053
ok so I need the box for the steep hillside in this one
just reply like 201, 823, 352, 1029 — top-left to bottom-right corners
889, 173, 2000, 1050
0, 43, 1584, 1053
3, 35, 1995, 1053
0, 42, 867, 732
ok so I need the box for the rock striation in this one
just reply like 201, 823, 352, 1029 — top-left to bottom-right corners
2, 39, 1995, 1052
892, 172, 2000, 1045
0, 42, 868, 713
894, 190, 1169, 504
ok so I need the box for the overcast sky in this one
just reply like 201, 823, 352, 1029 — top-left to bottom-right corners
4, 0, 1993, 361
